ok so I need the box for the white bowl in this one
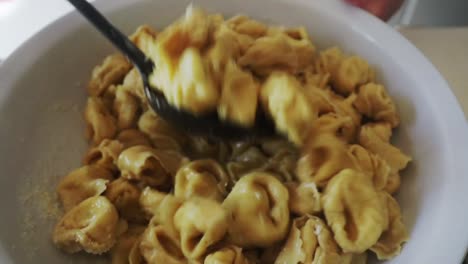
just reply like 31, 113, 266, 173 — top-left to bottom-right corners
1, 0, 468, 263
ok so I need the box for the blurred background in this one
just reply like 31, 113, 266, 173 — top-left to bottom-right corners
1, 0, 468, 60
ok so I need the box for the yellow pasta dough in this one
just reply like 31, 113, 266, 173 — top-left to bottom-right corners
87, 53, 132, 96
322, 169, 388, 253
222, 172, 290, 247
117, 145, 188, 188
296, 132, 353, 187
84, 97, 117, 144
261, 72, 317, 145
275, 215, 344, 264
57, 164, 113, 211
354, 83, 399, 127
174, 159, 229, 201
370, 192, 409, 260
174, 197, 229, 260
53, 196, 119, 254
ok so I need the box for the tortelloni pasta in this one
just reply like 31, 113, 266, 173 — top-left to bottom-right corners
57, 164, 113, 211
359, 123, 411, 175
53, 7, 413, 264
113, 87, 141, 130
370, 192, 409, 260
53, 196, 119, 254
260, 72, 317, 145
275, 215, 344, 264
87, 53, 132, 97
222, 172, 290, 247
296, 132, 354, 187
348, 144, 390, 190
354, 83, 399, 127
85, 97, 117, 144
322, 169, 388, 253
174, 159, 229, 201
117, 145, 188, 188
174, 198, 229, 260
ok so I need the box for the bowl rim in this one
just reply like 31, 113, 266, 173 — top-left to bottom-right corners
0, 0, 467, 262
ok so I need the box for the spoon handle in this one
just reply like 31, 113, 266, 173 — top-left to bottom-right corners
67, 0, 153, 75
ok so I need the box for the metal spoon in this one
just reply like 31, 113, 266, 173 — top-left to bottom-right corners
67, 0, 275, 139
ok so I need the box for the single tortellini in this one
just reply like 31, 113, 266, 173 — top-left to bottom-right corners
332, 56, 375, 95
140, 188, 183, 234
57, 164, 113, 211
275, 215, 343, 264
223, 172, 290, 247
359, 124, 411, 174
370, 192, 409, 260
285, 182, 321, 216
116, 129, 153, 149
140, 225, 187, 264
239, 27, 315, 76
129, 25, 158, 56
105, 178, 145, 223
148, 8, 219, 115
53, 196, 119, 254
322, 169, 388, 253
218, 59, 260, 127
174, 198, 229, 260
87, 53, 132, 96
83, 139, 124, 171
175, 159, 229, 201
204, 245, 251, 264
117, 145, 188, 188
84, 97, 118, 144
261, 72, 317, 145
111, 225, 146, 264
206, 24, 245, 85
296, 132, 353, 187
354, 83, 399, 127
348, 144, 390, 190
114, 87, 141, 130
314, 47, 344, 75
156, 47, 220, 114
